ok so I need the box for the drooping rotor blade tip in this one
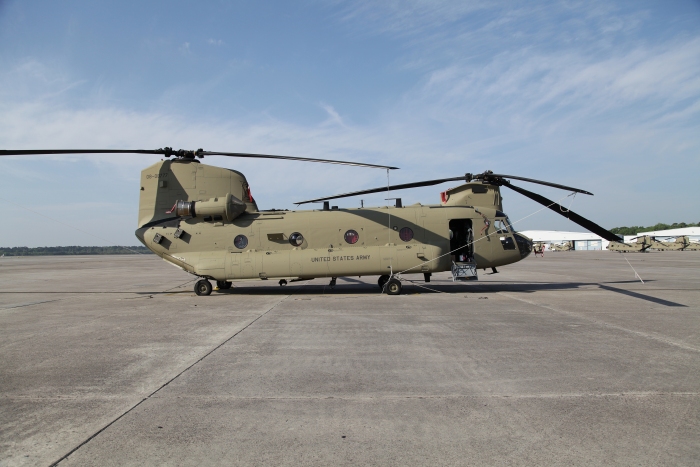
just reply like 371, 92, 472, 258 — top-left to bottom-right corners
504, 182, 619, 242
201, 151, 398, 169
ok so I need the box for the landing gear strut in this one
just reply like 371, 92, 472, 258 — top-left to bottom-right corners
195, 279, 213, 296
328, 277, 337, 288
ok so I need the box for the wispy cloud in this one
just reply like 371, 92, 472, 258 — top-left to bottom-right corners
319, 102, 347, 127
2, 1, 700, 246
179, 42, 191, 55
419, 38, 700, 126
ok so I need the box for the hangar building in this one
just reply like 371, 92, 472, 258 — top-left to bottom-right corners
518, 231, 611, 251
521, 227, 699, 252
631, 227, 700, 243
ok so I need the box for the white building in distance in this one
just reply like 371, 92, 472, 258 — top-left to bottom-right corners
519, 231, 612, 251
520, 227, 699, 251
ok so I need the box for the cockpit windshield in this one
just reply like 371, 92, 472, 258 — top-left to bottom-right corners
505, 216, 515, 232
494, 219, 509, 234
495, 217, 515, 234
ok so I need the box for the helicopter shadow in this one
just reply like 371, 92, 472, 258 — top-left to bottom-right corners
209, 278, 686, 307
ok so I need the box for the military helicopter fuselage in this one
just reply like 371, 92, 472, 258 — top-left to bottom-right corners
5, 146, 620, 296
135, 159, 531, 287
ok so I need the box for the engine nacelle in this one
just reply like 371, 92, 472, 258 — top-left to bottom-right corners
174, 193, 246, 222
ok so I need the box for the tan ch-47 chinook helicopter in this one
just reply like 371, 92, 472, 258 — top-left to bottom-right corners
648, 236, 700, 251
1, 148, 625, 296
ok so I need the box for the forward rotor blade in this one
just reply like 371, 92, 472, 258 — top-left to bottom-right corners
295, 176, 466, 205
504, 182, 620, 242
485, 173, 593, 195
201, 151, 398, 169
0, 149, 398, 169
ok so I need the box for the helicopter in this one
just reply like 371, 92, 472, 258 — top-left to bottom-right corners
1, 148, 626, 296
647, 236, 700, 251
549, 241, 574, 252
607, 235, 652, 253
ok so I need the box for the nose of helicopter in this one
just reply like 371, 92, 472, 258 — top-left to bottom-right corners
515, 233, 533, 259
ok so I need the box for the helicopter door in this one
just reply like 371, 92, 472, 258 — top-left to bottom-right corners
448, 219, 474, 261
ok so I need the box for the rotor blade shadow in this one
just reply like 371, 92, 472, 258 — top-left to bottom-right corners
597, 284, 687, 307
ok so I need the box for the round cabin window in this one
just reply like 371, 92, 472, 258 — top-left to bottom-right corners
399, 227, 414, 242
289, 232, 304, 246
344, 230, 359, 245
234, 235, 248, 249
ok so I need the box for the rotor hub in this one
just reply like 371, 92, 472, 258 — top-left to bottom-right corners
159, 147, 204, 159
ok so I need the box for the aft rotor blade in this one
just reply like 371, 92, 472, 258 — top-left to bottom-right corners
0, 149, 161, 156
504, 182, 620, 242
201, 151, 398, 169
486, 173, 593, 195
295, 176, 466, 205
0, 148, 398, 169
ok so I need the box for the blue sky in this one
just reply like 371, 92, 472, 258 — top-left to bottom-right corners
1, 0, 699, 247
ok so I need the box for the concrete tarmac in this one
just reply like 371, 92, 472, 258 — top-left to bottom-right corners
1, 252, 698, 466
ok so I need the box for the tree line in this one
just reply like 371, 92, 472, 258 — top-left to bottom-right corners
0, 246, 153, 256
609, 222, 700, 236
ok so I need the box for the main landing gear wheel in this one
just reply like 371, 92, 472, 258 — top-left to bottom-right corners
195, 279, 213, 296
386, 278, 402, 295
216, 281, 232, 290
378, 275, 390, 290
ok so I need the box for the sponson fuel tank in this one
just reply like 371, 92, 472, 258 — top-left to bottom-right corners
138, 159, 258, 228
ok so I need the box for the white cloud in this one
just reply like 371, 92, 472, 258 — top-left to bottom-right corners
419, 38, 700, 125
319, 102, 347, 128
208, 38, 224, 46
2, 2, 700, 245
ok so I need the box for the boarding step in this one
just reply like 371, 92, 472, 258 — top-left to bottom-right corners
451, 261, 478, 281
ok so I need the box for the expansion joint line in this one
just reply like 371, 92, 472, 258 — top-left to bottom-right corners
49, 295, 291, 466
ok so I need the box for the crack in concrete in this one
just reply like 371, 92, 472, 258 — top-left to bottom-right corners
48, 294, 291, 467
499, 292, 700, 354
140, 392, 700, 401
0, 299, 61, 310
6, 392, 699, 403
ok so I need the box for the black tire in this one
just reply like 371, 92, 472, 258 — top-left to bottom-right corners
386, 278, 402, 295
195, 280, 213, 296
378, 275, 390, 290
216, 281, 232, 290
